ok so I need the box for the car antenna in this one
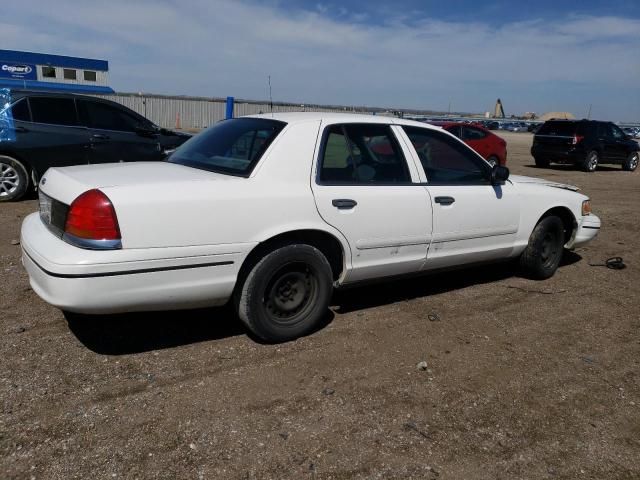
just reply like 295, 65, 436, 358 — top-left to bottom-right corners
586, 104, 592, 119
268, 75, 273, 117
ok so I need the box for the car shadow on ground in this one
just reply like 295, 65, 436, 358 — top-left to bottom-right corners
524, 164, 621, 172
66, 253, 581, 354
65, 305, 245, 355
332, 252, 582, 314
66, 304, 337, 355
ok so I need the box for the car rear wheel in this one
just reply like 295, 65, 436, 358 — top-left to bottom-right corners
623, 152, 639, 172
487, 155, 499, 167
582, 150, 599, 172
235, 244, 333, 342
519, 216, 565, 280
0, 155, 29, 202
534, 156, 549, 168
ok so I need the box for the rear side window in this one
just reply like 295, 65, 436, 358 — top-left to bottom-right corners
319, 124, 410, 184
169, 118, 285, 176
78, 100, 141, 132
537, 121, 576, 136
29, 97, 78, 126
403, 126, 489, 184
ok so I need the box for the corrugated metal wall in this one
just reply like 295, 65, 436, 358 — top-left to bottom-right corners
98, 93, 384, 130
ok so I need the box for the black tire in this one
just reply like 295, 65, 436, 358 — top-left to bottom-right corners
235, 244, 332, 342
519, 216, 565, 280
487, 155, 499, 167
623, 151, 639, 172
582, 150, 599, 172
534, 156, 549, 168
0, 155, 29, 202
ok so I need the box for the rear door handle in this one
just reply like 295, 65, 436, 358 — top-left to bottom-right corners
14, 126, 29, 133
91, 134, 110, 141
332, 199, 357, 209
434, 196, 455, 205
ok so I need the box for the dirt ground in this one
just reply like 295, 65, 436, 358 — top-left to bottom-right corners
1, 131, 639, 479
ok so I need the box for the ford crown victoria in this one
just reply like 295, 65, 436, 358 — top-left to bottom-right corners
21, 113, 600, 342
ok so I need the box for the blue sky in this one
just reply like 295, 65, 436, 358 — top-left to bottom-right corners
2, 0, 639, 121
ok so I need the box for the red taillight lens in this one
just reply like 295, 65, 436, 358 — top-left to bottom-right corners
64, 189, 121, 241
572, 135, 584, 145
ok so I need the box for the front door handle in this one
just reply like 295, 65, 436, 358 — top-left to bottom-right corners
332, 199, 357, 209
91, 134, 110, 141
434, 196, 455, 205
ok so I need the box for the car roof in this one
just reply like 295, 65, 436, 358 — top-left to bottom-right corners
9, 89, 101, 102
247, 111, 442, 130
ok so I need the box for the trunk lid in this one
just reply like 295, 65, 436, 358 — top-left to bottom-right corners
39, 162, 236, 205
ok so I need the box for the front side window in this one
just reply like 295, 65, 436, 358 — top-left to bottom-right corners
29, 97, 78, 126
610, 124, 625, 140
462, 126, 487, 140
78, 100, 141, 132
169, 118, 285, 176
319, 124, 410, 184
402, 126, 489, 184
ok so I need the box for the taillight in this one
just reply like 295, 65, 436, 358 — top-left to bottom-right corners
64, 189, 121, 248
572, 135, 584, 145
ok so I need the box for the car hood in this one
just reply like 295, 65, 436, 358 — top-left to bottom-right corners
40, 162, 237, 205
509, 174, 580, 192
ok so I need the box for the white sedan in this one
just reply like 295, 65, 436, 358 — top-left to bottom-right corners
21, 113, 600, 342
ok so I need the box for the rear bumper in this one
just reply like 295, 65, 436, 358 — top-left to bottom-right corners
567, 214, 601, 249
531, 146, 585, 163
21, 213, 252, 314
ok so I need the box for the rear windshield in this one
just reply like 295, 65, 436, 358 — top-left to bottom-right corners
537, 121, 578, 136
169, 118, 286, 176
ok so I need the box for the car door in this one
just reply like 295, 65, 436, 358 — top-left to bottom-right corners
461, 125, 490, 159
15, 96, 89, 179
77, 99, 163, 164
311, 122, 433, 283
399, 126, 520, 269
607, 124, 630, 162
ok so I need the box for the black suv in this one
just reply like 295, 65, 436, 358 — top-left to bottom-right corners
0, 90, 191, 201
531, 119, 639, 172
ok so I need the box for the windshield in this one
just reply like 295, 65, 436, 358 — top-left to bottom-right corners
169, 118, 286, 176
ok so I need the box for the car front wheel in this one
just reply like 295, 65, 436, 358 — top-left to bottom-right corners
487, 155, 499, 167
623, 151, 639, 172
519, 216, 565, 280
236, 244, 333, 342
0, 155, 29, 202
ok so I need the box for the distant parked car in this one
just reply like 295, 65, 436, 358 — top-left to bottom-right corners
0, 90, 191, 201
531, 119, 639, 172
485, 121, 500, 130
622, 127, 640, 139
430, 121, 507, 166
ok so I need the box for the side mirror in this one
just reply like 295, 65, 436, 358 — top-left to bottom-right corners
490, 165, 509, 184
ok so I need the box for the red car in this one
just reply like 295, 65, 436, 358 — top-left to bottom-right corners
429, 122, 507, 166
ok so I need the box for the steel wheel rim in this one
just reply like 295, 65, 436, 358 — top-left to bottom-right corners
264, 262, 318, 325
0, 162, 19, 197
540, 231, 560, 268
587, 153, 598, 171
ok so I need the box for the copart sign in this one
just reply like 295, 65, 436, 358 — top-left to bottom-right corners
0, 61, 37, 80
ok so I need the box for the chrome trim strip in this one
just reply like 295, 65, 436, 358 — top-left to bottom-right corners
62, 233, 122, 250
